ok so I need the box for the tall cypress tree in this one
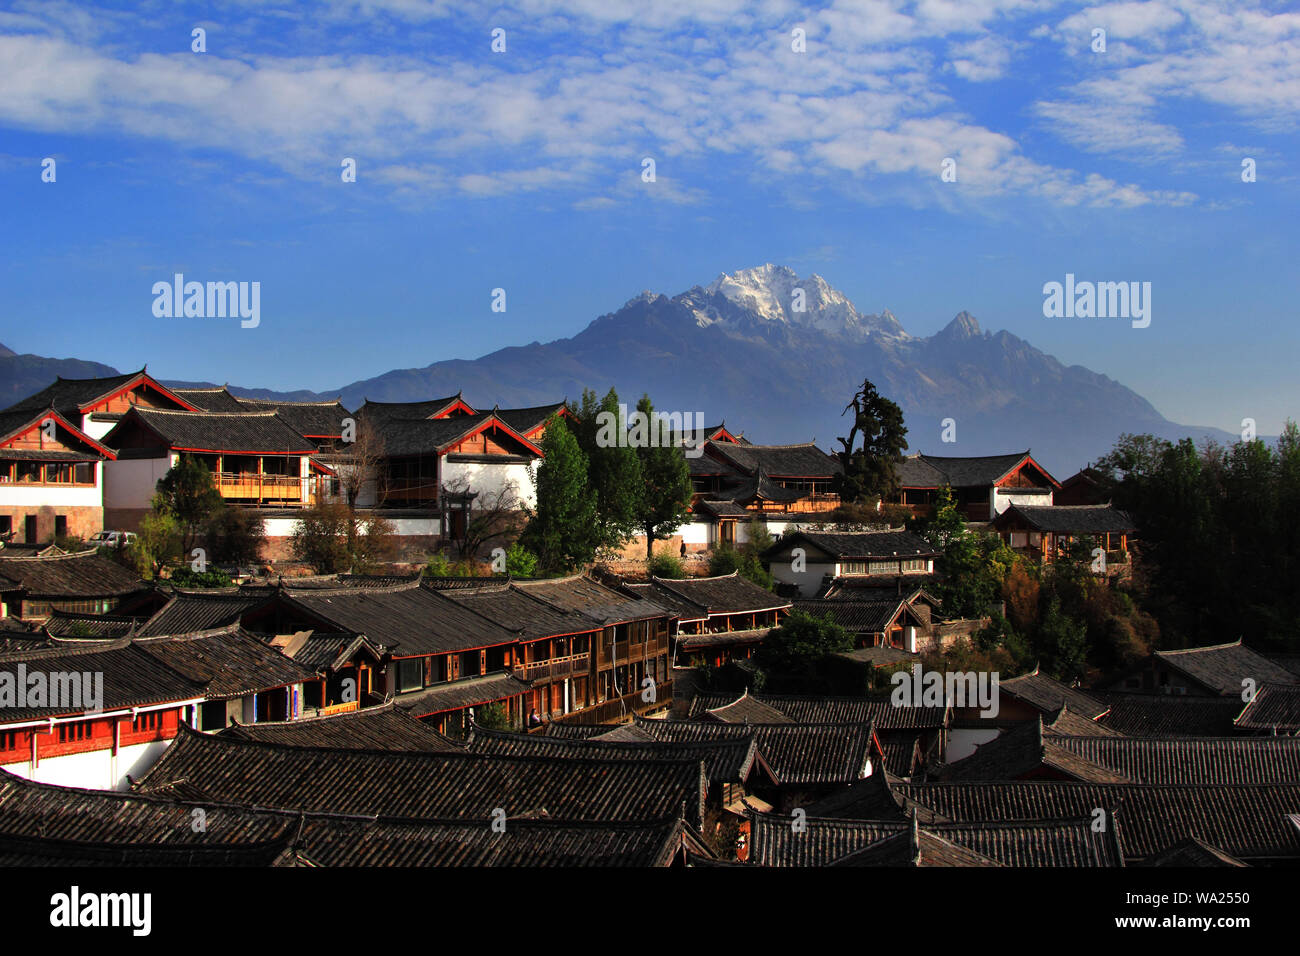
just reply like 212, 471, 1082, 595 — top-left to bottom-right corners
522, 414, 598, 572
632, 394, 694, 562
567, 387, 643, 554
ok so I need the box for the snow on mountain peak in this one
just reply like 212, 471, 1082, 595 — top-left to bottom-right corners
691, 263, 906, 338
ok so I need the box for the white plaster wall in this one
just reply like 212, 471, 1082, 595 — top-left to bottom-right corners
263, 515, 442, 538
991, 487, 1053, 517
81, 417, 115, 442
8, 738, 171, 791
0, 483, 102, 508
771, 560, 834, 597
105, 455, 175, 510
442, 459, 534, 510
945, 727, 1002, 762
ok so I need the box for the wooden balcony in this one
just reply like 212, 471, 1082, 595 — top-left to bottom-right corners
214, 472, 303, 504
555, 681, 674, 726
513, 652, 590, 684
597, 635, 670, 667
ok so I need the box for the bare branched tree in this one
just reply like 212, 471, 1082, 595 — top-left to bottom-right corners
442, 474, 527, 560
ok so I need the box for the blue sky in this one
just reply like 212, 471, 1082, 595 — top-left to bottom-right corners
0, 0, 1296, 434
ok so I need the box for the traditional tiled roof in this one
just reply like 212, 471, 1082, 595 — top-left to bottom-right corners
1138, 836, 1249, 868
1093, 691, 1244, 737
1000, 668, 1110, 720
264, 630, 385, 673
2, 369, 193, 421
1235, 683, 1300, 733
796, 598, 912, 634
746, 811, 1122, 868
895, 451, 1057, 489
0, 637, 205, 721
43, 611, 139, 638
993, 504, 1135, 534
134, 725, 707, 825
223, 702, 463, 751
632, 716, 874, 786
622, 581, 707, 621
1151, 640, 1299, 696
1049, 734, 1300, 785
766, 530, 939, 562
706, 442, 840, 478
105, 407, 317, 454
676, 627, 772, 651
818, 576, 942, 604
237, 398, 351, 438
512, 574, 671, 625
366, 412, 539, 458
0, 770, 290, 847
134, 624, 318, 700
393, 671, 531, 718
0, 408, 114, 459
465, 725, 769, 786
0, 550, 143, 598
0, 830, 297, 867
695, 499, 751, 518
135, 588, 275, 637
725, 470, 808, 504
895, 780, 1300, 862
703, 689, 794, 724
495, 403, 566, 436
1043, 704, 1123, 737
170, 386, 247, 413
292, 815, 686, 867
688, 692, 949, 731
0, 767, 688, 867
941, 720, 1130, 784
644, 573, 790, 616
281, 581, 519, 655
433, 580, 601, 641
826, 819, 1001, 867
356, 394, 472, 423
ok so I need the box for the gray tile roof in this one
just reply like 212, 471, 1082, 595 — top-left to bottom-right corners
995, 504, 1135, 534
134, 725, 707, 825
134, 624, 318, 699
223, 702, 463, 751
108, 407, 317, 454
0, 550, 144, 598
1153, 640, 1299, 696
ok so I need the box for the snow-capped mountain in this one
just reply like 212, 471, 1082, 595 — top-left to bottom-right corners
678, 264, 907, 339
1, 266, 1237, 474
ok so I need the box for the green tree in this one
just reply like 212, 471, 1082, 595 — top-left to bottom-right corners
204, 506, 266, 566
833, 378, 909, 503
755, 609, 852, 681
568, 387, 644, 553
504, 542, 538, 578
291, 500, 395, 573
648, 551, 686, 578
156, 457, 224, 554
522, 416, 598, 573
632, 395, 693, 562
131, 493, 181, 579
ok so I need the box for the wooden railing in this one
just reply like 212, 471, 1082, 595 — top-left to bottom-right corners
513, 653, 590, 683
555, 681, 674, 725
214, 472, 303, 502
598, 636, 669, 667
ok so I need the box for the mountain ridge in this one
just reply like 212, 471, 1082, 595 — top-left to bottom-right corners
0, 266, 1241, 474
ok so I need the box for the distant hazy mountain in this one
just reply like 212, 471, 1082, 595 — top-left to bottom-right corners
0, 266, 1240, 475
0, 346, 120, 410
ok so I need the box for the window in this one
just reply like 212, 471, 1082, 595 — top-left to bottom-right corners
0, 731, 18, 752
73, 462, 95, 484
55, 515, 68, 538
17, 462, 41, 483
0, 463, 13, 483
900, 558, 928, 573
45, 463, 73, 484
396, 658, 424, 694
57, 721, 92, 743
0, 516, 10, 537
132, 711, 160, 733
